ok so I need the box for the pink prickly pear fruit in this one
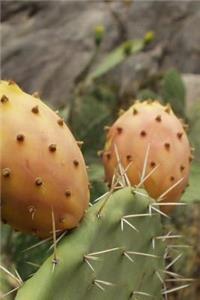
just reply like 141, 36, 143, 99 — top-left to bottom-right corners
102, 100, 192, 214
0, 80, 89, 238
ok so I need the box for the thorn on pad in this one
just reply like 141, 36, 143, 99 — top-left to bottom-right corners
76, 141, 84, 148
2, 168, 11, 177
8, 80, 15, 85
32, 92, 40, 98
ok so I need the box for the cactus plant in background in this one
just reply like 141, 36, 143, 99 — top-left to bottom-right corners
0, 80, 89, 238
102, 100, 192, 213
162, 69, 186, 118
16, 186, 166, 300
84, 32, 154, 85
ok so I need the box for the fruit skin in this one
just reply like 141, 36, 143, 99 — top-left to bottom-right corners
102, 101, 192, 213
16, 187, 165, 300
0, 80, 89, 238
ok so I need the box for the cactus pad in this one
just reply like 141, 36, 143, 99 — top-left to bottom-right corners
16, 187, 165, 300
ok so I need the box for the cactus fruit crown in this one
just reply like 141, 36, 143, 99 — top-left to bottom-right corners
102, 100, 192, 213
16, 188, 165, 300
0, 80, 89, 238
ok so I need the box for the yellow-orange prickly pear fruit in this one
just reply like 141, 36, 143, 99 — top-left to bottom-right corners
0, 80, 89, 238
102, 100, 192, 213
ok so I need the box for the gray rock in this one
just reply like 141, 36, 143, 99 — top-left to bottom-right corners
182, 74, 200, 108
2, 0, 200, 107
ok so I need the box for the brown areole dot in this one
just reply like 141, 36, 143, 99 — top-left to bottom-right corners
170, 176, 175, 181
164, 142, 170, 150
180, 165, 185, 172
2, 168, 11, 177
16, 134, 25, 142
73, 160, 79, 167
116, 127, 123, 134
32, 105, 39, 114
177, 132, 183, 140
133, 108, 138, 115
88, 182, 92, 190
150, 161, 156, 168
57, 118, 64, 126
126, 155, 132, 162
1, 95, 9, 103
140, 130, 147, 137
155, 115, 162, 122
49, 144, 57, 152
106, 152, 111, 160
65, 190, 71, 197
35, 177, 43, 186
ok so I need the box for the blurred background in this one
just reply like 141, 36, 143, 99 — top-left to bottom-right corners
1, 0, 200, 299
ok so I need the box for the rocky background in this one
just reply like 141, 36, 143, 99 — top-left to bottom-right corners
1, 0, 200, 108
1, 1, 200, 300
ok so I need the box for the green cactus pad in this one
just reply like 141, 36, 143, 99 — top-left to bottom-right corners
16, 187, 165, 300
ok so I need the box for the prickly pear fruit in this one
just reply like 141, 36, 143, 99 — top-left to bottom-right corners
0, 80, 89, 238
102, 101, 192, 213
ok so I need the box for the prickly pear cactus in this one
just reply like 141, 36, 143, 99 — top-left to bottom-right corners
16, 187, 166, 300
0, 80, 89, 238
102, 101, 192, 213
